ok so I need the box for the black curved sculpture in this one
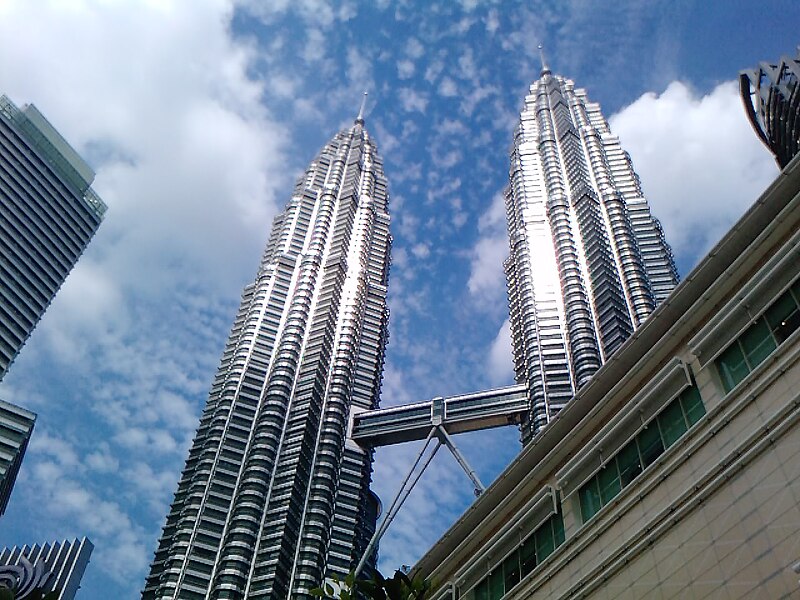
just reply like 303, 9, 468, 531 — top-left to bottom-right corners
740, 48, 800, 169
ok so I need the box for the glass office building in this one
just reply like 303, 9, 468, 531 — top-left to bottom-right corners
0, 95, 106, 380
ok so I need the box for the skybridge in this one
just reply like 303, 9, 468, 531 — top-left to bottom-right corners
351, 383, 529, 447
351, 383, 531, 576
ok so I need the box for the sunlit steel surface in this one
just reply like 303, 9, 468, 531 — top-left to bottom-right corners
352, 384, 528, 447
740, 48, 800, 169
144, 115, 391, 599
505, 66, 678, 443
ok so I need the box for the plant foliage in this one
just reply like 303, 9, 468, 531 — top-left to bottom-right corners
311, 569, 431, 600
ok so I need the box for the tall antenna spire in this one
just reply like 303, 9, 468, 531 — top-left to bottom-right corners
355, 91, 368, 125
538, 44, 551, 76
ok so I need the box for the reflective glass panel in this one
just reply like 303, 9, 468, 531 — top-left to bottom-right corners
680, 386, 705, 426
474, 579, 488, 600
579, 479, 602, 523
658, 399, 688, 448
764, 290, 800, 344
638, 423, 664, 468
617, 439, 643, 487
716, 342, 749, 393
520, 535, 537, 576
488, 568, 504, 600
597, 463, 622, 505
502, 551, 520, 592
740, 318, 777, 369
535, 521, 555, 562
553, 513, 565, 546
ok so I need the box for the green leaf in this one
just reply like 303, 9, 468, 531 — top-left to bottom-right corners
344, 571, 356, 588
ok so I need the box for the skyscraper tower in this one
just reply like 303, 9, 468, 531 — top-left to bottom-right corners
0, 95, 107, 381
505, 58, 678, 443
0, 398, 35, 517
143, 106, 391, 599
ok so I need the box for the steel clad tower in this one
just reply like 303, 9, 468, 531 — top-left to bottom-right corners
505, 61, 678, 443
143, 108, 391, 599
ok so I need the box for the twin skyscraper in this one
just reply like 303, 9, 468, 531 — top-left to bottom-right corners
143, 63, 677, 598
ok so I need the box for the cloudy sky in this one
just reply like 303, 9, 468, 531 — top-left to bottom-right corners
0, 1, 796, 597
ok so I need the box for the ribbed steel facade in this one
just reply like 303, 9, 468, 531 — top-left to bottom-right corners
740, 48, 800, 169
143, 117, 391, 599
0, 95, 106, 381
504, 68, 678, 443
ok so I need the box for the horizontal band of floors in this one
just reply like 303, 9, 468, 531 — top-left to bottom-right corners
351, 384, 529, 446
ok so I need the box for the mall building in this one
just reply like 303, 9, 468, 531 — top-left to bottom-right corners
415, 145, 800, 598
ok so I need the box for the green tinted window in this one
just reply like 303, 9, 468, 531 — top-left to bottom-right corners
617, 439, 643, 486
740, 318, 777, 369
637, 424, 664, 468
474, 579, 488, 600
716, 342, 749, 392
658, 399, 688, 448
488, 567, 504, 600
765, 290, 800, 343
597, 463, 622, 505
553, 512, 565, 545
535, 521, 556, 562
502, 552, 520, 592
680, 386, 705, 426
579, 479, 602, 522
520, 535, 537, 575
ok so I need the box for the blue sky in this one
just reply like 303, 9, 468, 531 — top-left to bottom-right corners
0, 1, 796, 597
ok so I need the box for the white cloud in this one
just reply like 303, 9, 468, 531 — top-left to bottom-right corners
397, 59, 416, 79
405, 37, 425, 59
398, 88, 429, 113
411, 243, 430, 259
487, 319, 514, 385
438, 76, 459, 97
86, 443, 120, 473
432, 149, 462, 170
457, 47, 478, 82
424, 59, 445, 84
467, 191, 508, 309
485, 8, 499, 35
460, 83, 498, 116
346, 46, 373, 87
237, 0, 351, 30
0, 0, 289, 591
609, 80, 778, 269
24, 438, 151, 584
303, 28, 327, 63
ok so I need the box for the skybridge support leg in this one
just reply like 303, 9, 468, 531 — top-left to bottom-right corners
354, 428, 442, 578
436, 425, 485, 497
354, 425, 486, 579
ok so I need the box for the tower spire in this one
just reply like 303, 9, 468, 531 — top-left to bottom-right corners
538, 44, 551, 76
355, 91, 368, 125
